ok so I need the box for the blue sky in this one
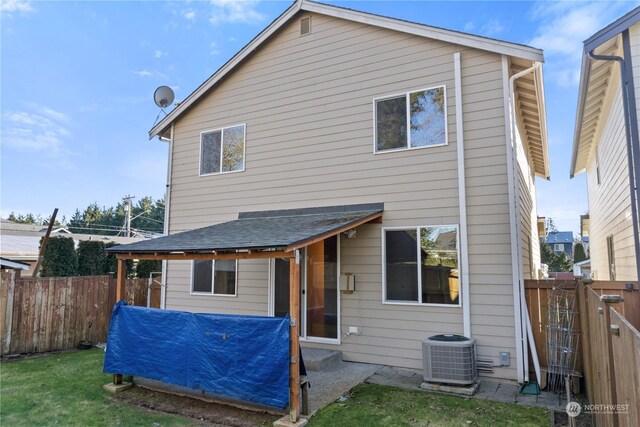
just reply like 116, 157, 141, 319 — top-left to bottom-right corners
1, 0, 639, 233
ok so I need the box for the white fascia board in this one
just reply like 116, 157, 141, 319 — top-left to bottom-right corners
301, 1, 544, 62
570, 54, 594, 178
149, 0, 544, 139
149, 1, 303, 139
533, 64, 550, 180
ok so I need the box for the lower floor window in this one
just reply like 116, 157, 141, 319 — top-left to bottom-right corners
384, 225, 459, 305
192, 259, 237, 296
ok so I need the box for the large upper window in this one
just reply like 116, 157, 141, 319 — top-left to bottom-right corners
374, 86, 446, 152
383, 225, 459, 305
191, 260, 237, 296
200, 124, 245, 175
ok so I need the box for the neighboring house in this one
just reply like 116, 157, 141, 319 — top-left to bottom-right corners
113, 0, 549, 383
0, 257, 29, 272
573, 259, 592, 279
544, 231, 574, 258
0, 219, 142, 275
570, 7, 640, 281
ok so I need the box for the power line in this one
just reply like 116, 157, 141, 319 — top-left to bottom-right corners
136, 216, 164, 224
67, 225, 162, 234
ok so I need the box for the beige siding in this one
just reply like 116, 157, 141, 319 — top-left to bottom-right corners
585, 65, 637, 280
515, 113, 542, 279
166, 12, 518, 379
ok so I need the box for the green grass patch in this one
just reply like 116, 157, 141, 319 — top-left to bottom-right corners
309, 383, 549, 427
0, 349, 193, 426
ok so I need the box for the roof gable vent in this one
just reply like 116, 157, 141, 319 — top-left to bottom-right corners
300, 16, 311, 35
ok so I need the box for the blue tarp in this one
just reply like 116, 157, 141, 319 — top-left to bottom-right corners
104, 302, 290, 408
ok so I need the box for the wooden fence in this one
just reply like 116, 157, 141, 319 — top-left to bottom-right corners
0, 271, 162, 356
525, 279, 640, 426
579, 283, 640, 427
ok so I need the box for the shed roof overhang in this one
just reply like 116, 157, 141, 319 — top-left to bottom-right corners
106, 203, 383, 260
571, 7, 640, 178
149, 0, 544, 141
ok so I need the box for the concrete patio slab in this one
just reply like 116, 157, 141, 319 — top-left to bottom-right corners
305, 359, 381, 415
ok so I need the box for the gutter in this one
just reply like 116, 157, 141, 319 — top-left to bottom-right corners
503, 58, 543, 385
453, 52, 471, 338
588, 31, 640, 281
160, 123, 175, 309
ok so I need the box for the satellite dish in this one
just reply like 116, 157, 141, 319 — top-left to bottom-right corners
154, 86, 175, 108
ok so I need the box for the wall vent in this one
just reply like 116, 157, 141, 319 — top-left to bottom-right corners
300, 17, 311, 35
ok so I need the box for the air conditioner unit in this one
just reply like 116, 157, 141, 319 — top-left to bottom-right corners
423, 334, 477, 385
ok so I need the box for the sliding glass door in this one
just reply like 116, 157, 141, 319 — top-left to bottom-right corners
271, 236, 339, 341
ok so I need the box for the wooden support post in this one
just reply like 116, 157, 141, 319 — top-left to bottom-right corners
113, 258, 127, 386
289, 250, 301, 423
116, 259, 126, 302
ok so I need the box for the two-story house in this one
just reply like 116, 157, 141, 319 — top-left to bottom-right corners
544, 231, 574, 258
110, 0, 549, 385
570, 7, 640, 281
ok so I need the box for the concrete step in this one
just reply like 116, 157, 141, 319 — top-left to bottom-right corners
301, 347, 342, 371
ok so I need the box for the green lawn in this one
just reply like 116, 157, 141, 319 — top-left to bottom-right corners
1, 350, 549, 427
0, 349, 194, 426
309, 383, 549, 427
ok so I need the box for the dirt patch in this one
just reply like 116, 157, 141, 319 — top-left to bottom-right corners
112, 386, 280, 427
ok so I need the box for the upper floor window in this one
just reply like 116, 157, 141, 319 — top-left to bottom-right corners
200, 124, 245, 175
553, 244, 563, 252
374, 86, 447, 153
383, 225, 459, 305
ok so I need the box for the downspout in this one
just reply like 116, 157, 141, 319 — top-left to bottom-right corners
454, 52, 471, 338
588, 31, 640, 281
159, 123, 175, 310
507, 61, 543, 384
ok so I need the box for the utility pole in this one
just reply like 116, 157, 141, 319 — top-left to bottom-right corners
122, 195, 135, 238
32, 208, 58, 278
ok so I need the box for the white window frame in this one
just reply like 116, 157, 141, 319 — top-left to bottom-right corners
190, 259, 238, 297
381, 225, 461, 307
199, 123, 246, 176
373, 85, 448, 154
554, 243, 563, 252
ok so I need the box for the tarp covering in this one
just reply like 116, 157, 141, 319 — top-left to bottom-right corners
104, 302, 290, 408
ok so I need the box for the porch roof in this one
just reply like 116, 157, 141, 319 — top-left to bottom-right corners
106, 203, 383, 256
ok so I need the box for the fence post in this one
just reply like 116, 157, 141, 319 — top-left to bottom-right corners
578, 280, 594, 404
602, 295, 623, 427
1, 271, 16, 356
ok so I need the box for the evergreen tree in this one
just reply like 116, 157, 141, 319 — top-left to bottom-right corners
77, 240, 107, 276
40, 236, 78, 277
574, 243, 587, 263
553, 252, 574, 272
540, 239, 556, 266
135, 260, 162, 279
540, 238, 573, 273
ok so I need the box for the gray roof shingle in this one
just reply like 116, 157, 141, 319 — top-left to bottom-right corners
106, 203, 383, 254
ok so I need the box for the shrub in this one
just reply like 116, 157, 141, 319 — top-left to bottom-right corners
77, 240, 107, 276
40, 236, 78, 277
